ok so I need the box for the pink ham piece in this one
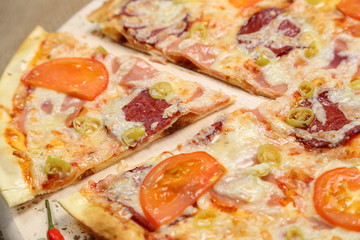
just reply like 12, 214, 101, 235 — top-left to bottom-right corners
120, 57, 158, 91
252, 71, 288, 97
166, 40, 217, 72
61, 96, 85, 126
41, 100, 53, 114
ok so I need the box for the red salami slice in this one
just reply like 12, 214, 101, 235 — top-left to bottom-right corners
266, 44, 294, 57
238, 8, 285, 35
122, 90, 180, 137
237, 8, 301, 57
295, 91, 360, 148
325, 39, 348, 69
277, 19, 300, 37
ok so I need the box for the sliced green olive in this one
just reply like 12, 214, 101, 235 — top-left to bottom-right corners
298, 81, 315, 99
193, 209, 217, 228
122, 126, 147, 147
149, 82, 174, 99
95, 45, 108, 55
73, 116, 102, 135
190, 22, 207, 40
247, 163, 271, 177
306, 0, 323, 5
286, 226, 304, 240
286, 107, 315, 128
349, 78, 360, 90
304, 41, 319, 58
44, 156, 72, 175
256, 55, 271, 67
257, 144, 281, 167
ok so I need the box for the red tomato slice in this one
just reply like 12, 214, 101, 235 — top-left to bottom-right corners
337, 0, 360, 20
230, 0, 260, 8
21, 58, 109, 101
139, 151, 225, 229
313, 167, 360, 232
349, 24, 360, 37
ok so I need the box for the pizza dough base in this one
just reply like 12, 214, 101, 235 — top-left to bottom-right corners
0, 26, 46, 207
60, 192, 146, 240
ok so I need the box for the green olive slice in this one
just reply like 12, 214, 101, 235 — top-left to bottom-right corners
298, 81, 315, 99
286, 226, 304, 240
257, 144, 281, 166
193, 209, 217, 228
304, 41, 319, 58
149, 82, 174, 100
73, 116, 102, 135
122, 126, 147, 147
95, 45, 108, 55
349, 78, 360, 90
306, 0, 323, 5
256, 54, 271, 67
286, 107, 315, 128
190, 22, 207, 40
44, 156, 72, 175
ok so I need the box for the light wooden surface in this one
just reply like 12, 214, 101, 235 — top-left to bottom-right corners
0, 0, 91, 74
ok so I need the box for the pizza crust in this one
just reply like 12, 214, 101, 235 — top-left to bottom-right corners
0, 26, 47, 206
59, 192, 146, 240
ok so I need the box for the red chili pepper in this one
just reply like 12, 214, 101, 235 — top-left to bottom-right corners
45, 199, 65, 240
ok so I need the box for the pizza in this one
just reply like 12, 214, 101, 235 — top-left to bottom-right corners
60, 81, 360, 239
0, 26, 233, 207
88, 0, 360, 98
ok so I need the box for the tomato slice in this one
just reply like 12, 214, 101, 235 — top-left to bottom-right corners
313, 167, 360, 232
139, 151, 225, 229
337, 0, 360, 20
21, 58, 109, 101
349, 24, 360, 37
230, 0, 260, 8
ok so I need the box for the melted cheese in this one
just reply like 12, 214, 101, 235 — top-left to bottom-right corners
102, 89, 144, 142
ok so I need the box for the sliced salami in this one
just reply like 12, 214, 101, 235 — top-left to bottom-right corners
295, 91, 360, 148
237, 8, 301, 57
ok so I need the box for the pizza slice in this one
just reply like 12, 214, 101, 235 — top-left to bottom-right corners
0, 26, 233, 207
60, 108, 360, 239
88, 0, 360, 98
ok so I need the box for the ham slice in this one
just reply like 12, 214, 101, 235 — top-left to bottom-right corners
120, 58, 158, 88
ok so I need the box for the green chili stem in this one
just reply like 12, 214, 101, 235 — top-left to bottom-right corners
45, 200, 55, 230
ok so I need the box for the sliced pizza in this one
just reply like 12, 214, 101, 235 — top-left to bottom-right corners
258, 80, 360, 160
88, 0, 360, 98
60, 108, 360, 239
0, 26, 233, 207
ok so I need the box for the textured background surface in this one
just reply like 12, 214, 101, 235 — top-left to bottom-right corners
0, 0, 91, 74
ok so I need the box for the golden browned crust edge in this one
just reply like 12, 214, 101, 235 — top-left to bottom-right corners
59, 192, 146, 240
0, 26, 48, 207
